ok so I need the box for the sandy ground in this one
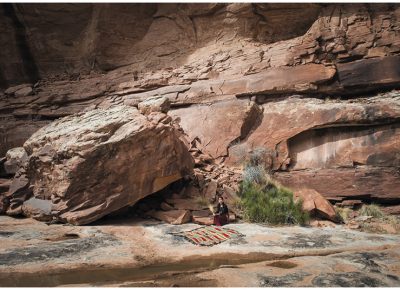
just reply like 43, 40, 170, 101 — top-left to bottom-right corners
0, 215, 399, 286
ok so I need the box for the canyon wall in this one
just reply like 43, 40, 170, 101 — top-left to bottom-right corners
1, 3, 400, 204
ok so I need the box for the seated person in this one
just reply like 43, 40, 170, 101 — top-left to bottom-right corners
213, 196, 229, 226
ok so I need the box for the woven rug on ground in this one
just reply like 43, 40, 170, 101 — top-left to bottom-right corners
171, 225, 245, 246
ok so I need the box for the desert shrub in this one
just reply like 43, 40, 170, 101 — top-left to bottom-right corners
229, 143, 248, 166
230, 144, 274, 169
230, 197, 245, 217
195, 196, 209, 208
385, 215, 400, 232
248, 147, 273, 168
237, 146, 308, 225
334, 206, 352, 223
242, 165, 268, 184
238, 179, 309, 225
386, 215, 400, 226
359, 204, 385, 218
360, 222, 387, 234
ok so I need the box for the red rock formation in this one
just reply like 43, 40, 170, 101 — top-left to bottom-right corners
294, 188, 338, 222
0, 3, 399, 210
170, 99, 262, 159
5, 106, 194, 225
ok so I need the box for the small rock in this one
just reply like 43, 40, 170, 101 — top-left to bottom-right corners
192, 215, 213, 225
22, 197, 52, 222
381, 205, 400, 215
4, 147, 28, 175
14, 86, 33, 97
147, 209, 192, 225
310, 219, 336, 228
349, 211, 359, 219
355, 215, 373, 222
4, 84, 32, 95
347, 221, 360, 229
138, 96, 170, 115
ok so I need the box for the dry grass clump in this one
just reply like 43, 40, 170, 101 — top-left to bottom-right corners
334, 206, 352, 223
195, 196, 209, 208
359, 204, 385, 218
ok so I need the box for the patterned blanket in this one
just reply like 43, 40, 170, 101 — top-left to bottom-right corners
171, 225, 245, 246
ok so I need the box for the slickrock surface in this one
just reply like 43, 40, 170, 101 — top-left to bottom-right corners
0, 215, 399, 287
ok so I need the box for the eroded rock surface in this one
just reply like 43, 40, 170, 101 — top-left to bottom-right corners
5, 106, 194, 225
0, 3, 400, 209
0, 216, 399, 287
4, 147, 27, 175
294, 188, 338, 222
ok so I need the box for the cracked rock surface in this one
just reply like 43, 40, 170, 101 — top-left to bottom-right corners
0, 215, 399, 287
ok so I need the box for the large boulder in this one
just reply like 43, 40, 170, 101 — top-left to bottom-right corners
294, 188, 338, 222
8, 106, 193, 225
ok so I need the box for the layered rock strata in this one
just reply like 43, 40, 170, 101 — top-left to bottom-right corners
0, 3, 399, 207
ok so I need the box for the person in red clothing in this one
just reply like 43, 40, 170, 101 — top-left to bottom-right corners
213, 196, 229, 226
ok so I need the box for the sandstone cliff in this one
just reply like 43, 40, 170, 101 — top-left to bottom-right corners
1, 3, 400, 211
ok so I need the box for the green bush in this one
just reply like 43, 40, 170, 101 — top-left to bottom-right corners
359, 204, 385, 218
238, 179, 309, 225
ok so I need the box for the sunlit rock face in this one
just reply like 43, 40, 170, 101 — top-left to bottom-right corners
0, 3, 400, 205
288, 124, 400, 170
4, 106, 194, 225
